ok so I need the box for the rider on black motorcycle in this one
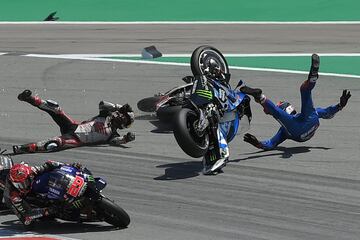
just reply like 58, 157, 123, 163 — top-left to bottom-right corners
3, 160, 67, 225
12, 90, 135, 155
3, 159, 129, 227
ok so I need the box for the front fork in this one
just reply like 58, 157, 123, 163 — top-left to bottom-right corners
203, 108, 222, 164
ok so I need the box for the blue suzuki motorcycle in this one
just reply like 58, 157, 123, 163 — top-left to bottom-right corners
173, 46, 252, 173
137, 46, 252, 173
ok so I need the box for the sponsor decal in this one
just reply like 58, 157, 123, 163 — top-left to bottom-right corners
300, 124, 319, 141
60, 166, 73, 173
195, 90, 213, 100
48, 187, 60, 196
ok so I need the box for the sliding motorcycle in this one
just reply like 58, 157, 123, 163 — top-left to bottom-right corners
137, 45, 237, 123
137, 79, 193, 122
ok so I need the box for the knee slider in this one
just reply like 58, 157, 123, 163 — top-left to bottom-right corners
44, 138, 62, 151
46, 99, 59, 108
41, 99, 61, 113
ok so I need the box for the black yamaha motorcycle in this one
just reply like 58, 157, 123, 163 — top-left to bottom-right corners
137, 45, 233, 122
0, 155, 130, 228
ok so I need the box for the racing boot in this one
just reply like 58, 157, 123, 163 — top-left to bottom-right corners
12, 143, 37, 155
240, 86, 266, 103
17, 89, 32, 102
17, 89, 43, 107
308, 54, 320, 83
99, 101, 133, 114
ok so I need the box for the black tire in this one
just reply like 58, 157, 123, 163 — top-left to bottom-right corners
137, 96, 162, 112
190, 45, 229, 80
156, 105, 182, 122
173, 108, 209, 158
97, 197, 130, 228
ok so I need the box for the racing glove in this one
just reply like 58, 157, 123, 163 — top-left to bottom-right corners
243, 133, 262, 148
117, 103, 133, 114
338, 90, 351, 110
124, 132, 135, 143
109, 132, 135, 146
70, 162, 83, 170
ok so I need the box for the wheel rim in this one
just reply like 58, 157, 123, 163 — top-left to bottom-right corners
197, 49, 228, 78
186, 112, 208, 148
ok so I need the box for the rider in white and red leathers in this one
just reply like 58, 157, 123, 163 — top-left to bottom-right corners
12, 90, 135, 154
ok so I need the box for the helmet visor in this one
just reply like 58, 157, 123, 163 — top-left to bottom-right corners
12, 178, 31, 193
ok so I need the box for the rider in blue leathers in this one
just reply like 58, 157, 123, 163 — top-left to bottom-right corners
240, 54, 351, 150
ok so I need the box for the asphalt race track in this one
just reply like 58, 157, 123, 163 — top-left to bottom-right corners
0, 24, 359, 240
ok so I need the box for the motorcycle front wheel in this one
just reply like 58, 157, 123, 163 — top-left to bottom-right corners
173, 108, 209, 158
97, 197, 130, 228
190, 45, 230, 81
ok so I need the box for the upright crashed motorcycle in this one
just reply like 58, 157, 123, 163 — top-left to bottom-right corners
172, 46, 252, 175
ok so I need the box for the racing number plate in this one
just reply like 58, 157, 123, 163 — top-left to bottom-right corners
67, 176, 85, 197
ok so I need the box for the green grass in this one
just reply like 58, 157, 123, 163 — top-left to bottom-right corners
1, 0, 360, 21
107, 56, 360, 76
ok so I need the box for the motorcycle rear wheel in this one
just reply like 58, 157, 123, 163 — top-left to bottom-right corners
97, 197, 130, 228
173, 108, 209, 158
156, 105, 182, 122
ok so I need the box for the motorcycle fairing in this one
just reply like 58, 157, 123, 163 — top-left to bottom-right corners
220, 115, 240, 143
95, 177, 107, 191
211, 84, 246, 143
32, 171, 68, 200
155, 83, 194, 111
190, 77, 214, 106
163, 83, 193, 96
32, 166, 87, 201
203, 127, 230, 170
217, 128, 229, 157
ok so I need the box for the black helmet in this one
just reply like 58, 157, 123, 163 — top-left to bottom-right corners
110, 111, 134, 130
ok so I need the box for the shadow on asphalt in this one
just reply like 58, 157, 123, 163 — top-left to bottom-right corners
154, 146, 332, 179
231, 146, 332, 162
149, 120, 173, 134
154, 161, 202, 180
0, 219, 123, 235
135, 114, 157, 121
